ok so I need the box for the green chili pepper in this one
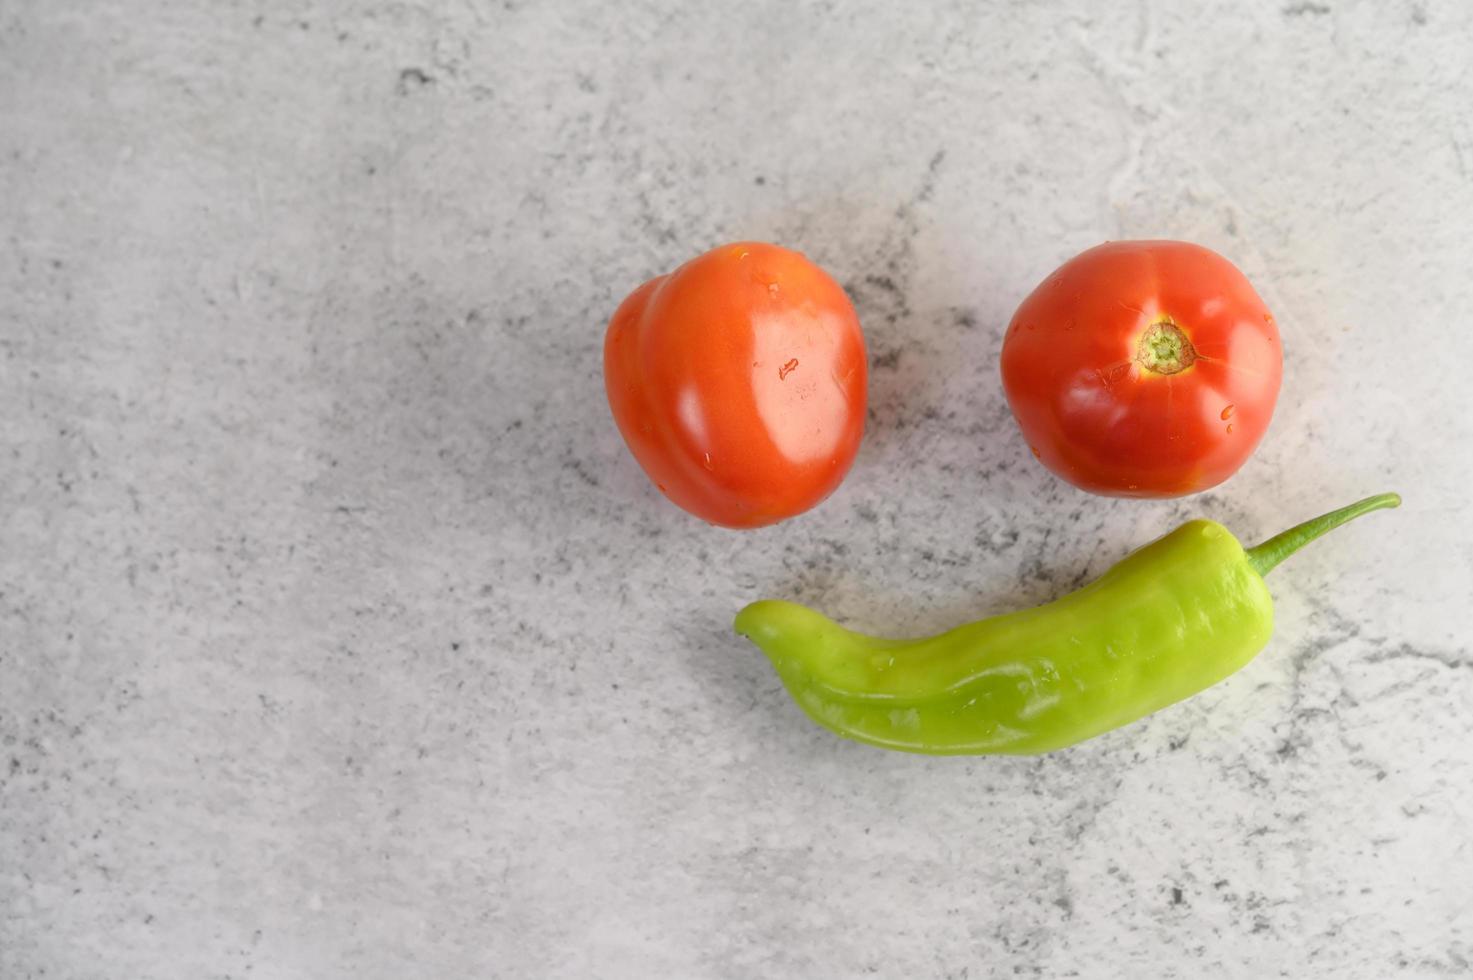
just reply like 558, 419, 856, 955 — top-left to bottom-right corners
733, 493, 1400, 755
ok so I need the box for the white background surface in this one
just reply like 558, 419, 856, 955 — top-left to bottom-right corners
3, 1, 1471, 976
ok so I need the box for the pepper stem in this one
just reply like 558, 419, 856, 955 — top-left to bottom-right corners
1245, 492, 1401, 577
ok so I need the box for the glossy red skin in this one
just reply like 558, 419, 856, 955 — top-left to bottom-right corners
604, 242, 868, 528
1000, 241, 1282, 497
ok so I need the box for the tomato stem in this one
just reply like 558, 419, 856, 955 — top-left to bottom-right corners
1245, 492, 1401, 577
1136, 321, 1197, 375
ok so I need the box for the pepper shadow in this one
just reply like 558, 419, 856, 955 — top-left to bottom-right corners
666, 599, 889, 766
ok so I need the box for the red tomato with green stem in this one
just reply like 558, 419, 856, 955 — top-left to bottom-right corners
604, 242, 868, 528
1000, 241, 1282, 497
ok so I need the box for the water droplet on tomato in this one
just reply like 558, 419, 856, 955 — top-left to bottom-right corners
1221, 404, 1235, 420
703, 453, 714, 470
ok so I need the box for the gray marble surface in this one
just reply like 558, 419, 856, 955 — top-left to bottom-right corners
3, 1, 1472, 977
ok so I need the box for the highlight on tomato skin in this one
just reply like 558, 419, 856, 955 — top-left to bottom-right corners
603, 241, 869, 528
999, 241, 1283, 498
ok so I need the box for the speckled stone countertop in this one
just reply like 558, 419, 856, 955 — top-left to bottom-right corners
3, 2, 1471, 977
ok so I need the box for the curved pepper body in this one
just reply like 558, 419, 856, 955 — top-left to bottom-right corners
736, 520, 1274, 755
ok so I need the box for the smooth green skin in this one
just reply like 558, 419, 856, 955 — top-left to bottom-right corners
734, 494, 1400, 755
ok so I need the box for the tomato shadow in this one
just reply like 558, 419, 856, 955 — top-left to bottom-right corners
361, 262, 684, 510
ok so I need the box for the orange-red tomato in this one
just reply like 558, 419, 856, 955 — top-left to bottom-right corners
1000, 241, 1282, 497
604, 242, 868, 528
